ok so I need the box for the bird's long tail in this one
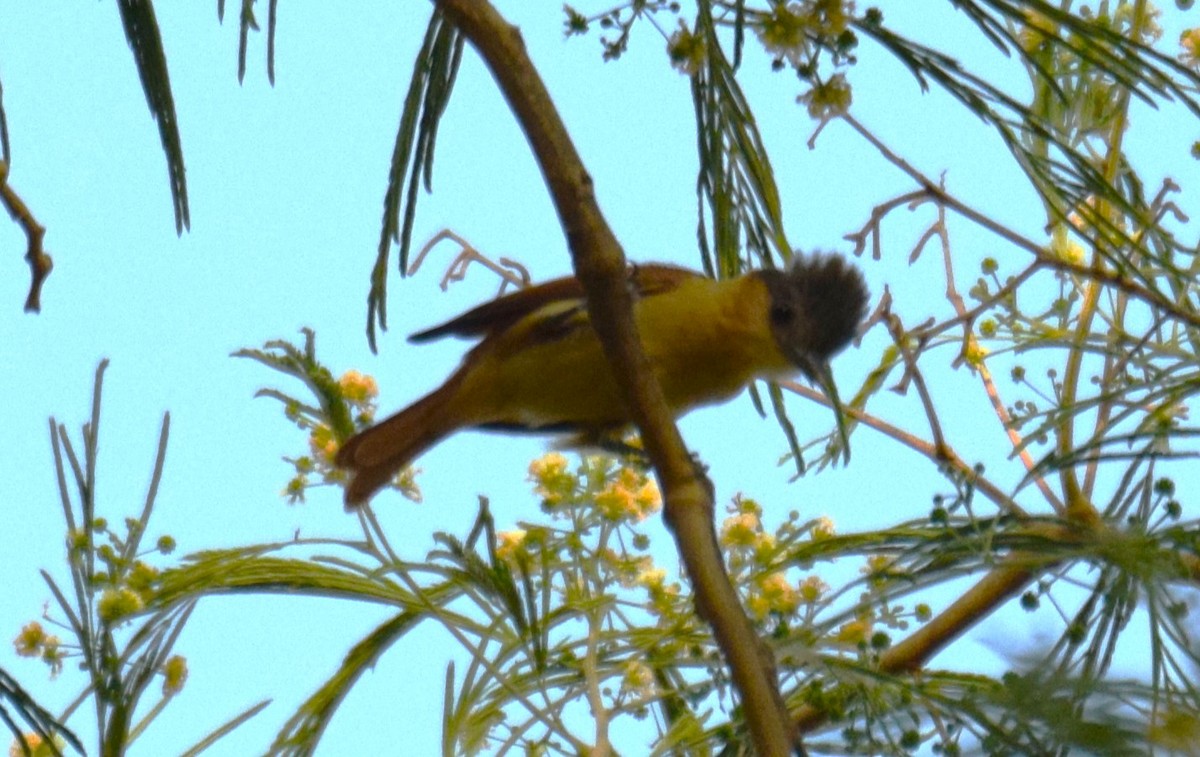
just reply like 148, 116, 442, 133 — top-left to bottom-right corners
335, 382, 460, 507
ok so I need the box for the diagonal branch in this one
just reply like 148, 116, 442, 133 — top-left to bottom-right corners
793, 519, 1093, 734
430, 1, 796, 753
0, 160, 52, 312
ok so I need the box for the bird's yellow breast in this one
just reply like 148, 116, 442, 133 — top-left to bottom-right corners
450, 275, 795, 429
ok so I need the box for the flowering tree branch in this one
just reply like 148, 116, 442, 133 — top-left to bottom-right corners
430, 0, 796, 753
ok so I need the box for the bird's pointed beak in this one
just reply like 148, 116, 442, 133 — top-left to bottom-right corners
805, 359, 852, 464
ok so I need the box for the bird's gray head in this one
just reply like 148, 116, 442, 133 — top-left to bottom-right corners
760, 254, 868, 380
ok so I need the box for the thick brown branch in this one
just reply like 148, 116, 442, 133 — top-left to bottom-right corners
430, 2, 795, 753
0, 160, 52, 312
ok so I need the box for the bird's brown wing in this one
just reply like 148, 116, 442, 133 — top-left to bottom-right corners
408, 263, 702, 344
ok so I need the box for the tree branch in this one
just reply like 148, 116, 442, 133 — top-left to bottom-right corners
0, 160, 52, 312
793, 520, 1089, 734
429, 1, 796, 753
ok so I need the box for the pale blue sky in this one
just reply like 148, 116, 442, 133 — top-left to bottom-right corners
4, 3, 1199, 754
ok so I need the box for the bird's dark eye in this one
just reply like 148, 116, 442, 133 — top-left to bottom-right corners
770, 303, 794, 325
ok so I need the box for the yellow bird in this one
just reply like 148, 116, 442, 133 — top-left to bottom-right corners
336, 255, 868, 505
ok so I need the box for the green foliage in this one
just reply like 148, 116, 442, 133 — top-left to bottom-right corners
116, 0, 189, 233
369, 11, 465, 352
12, 362, 268, 755
0, 669, 81, 757
11, 0, 1200, 754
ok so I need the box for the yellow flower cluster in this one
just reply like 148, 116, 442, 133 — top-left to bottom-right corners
667, 21, 706, 75
861, 553, 902, 589
758, 2, 809, 59
636, 565, 681, 618
394, 465, 423, 504
8, 732, 64, 757
529, 452, 576, 507
162, 654, 189, 696
621, 659, 655, 695
799, 575, 829, 603
962, 334, 990, 370
720, 509, 763, 548
834, 614, 874, 646
1050, 224, 1086, 266
13, 621, 63, 676
338, 370, 379, 403
799, 73, 852, 119
126, 560, 161, 604
98, 587, 144, 623
810, 516, 836, 540
748, 572, 801, 618
308, 423, 339, 465
495, 529, 528, 563
1183, 28, 1200, 69
595, 467, 661, 523
757, 0, 855, 60
13, 621, 49, 657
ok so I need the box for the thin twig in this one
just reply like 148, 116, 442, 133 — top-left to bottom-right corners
840, 114, 1200, 331
0, 160, 52, 312
931, 199, 1065, 513
408, 229, 531, 293
782, 379, 1030, 518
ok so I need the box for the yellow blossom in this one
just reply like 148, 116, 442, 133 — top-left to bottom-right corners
9, 733, 64, 757
127, 561, 160, 602
496, 530, 527, 563
637, 566, 667, 591
799, 575, 829, 603
12, 624, 63, 676
395, 466, 423, 503
721, 511, 761, 547
595, 467, 661, 522
757, 3, 808, 59
746, 593, 771, 619
1050, 224, 1086, 266
631, 478, 662, 516
813, 0, 854, 34
595, 483, 635, 522
622, 660, 655, 693
98, 588, 144, 623
862, 554, 900, 586
667, 21, 706, 75
162, 654, 188, 696
41, 639, 64, 678
757, 572, 799, 615
799, 73, 852, 119
752, 532, 779, 563
338, 370, 378, 403
834, 617, 872, 646
529, 453, 575, 505
1149, 705, 1200, 751
963, 334, 989, 369
13, 622, 46, 657
810, 517, 836, 540
1182, 28, 1200, 69
308, 424, 338, 464
282, 476, 306, 502
638, 567, 680, 615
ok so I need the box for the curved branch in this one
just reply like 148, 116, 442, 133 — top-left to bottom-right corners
0, 161, 52, 312
429, 1, 796, 753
